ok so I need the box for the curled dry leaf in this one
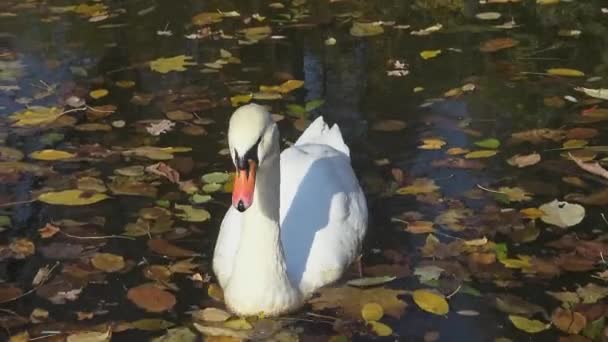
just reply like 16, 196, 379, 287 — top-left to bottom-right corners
127, 284, 176, 312
145, 162, 180, 183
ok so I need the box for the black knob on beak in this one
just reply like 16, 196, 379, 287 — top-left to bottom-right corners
237, 200, 246, 212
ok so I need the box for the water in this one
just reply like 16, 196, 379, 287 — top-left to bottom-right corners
1, 0, 608, 341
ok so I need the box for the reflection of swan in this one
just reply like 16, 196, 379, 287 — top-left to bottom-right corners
213, 104, 368, 316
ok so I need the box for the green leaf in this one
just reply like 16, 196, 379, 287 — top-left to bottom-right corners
474, 138, 501, 149
175, 205, 211, 222
201, 172, 230, 184
305, 99, 325, 112
286, 104, 307, 118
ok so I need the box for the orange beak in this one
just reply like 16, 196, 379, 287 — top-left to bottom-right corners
232, 160, 257, 212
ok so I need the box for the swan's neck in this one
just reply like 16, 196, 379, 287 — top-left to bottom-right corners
224, 144, 302, 316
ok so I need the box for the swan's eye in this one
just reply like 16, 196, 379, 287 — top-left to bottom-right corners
234, 136, 262, 171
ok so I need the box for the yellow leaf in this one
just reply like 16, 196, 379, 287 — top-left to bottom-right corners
446, 147, 470, 155
361, 302, 384, 321
465, 150, 498, 159
259, 80, 304, 94
546, 68, 585, 77
91, 253, 125, 272
396, 178, 439, 195
562, 139, 588, 148
413, 86, 424, 93
9, 106, 64, 127
230, 93, 252, 107
499, 255, 532, 269
498, 186, 532, 202
509, 315, 550, 333
192, 12, 223, 26
150, 55, 196, 74
520, 207, 545, 219
310, 287, 407, 319
419, 138, 446, 150
89, 89, 109, 99
115, 80, 135, 88
412, 289, 449, 315
420, 50, 442, 60
38, 190, 109, 206
464, 237, 488, 246
207, 283, 224, 301
30, 149, 76, 161
368, 321, 392, 337
223, 318, 252, 330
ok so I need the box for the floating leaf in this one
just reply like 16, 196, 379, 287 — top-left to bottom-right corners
130, 319, 175, 331
30, 149, 76, 161
476, 12, 501, 20
507, 153, 541, 168
127, 285, 176, 312
419, 138, 446, 150
151, 327, 196, 342
224, 318, 253, 330
368, 321, 392, 336
465, 150, 498, 159
91, 253, 125, 272
547, 68, 585, 77
508, 315, 550, 333
38, 190, 109, 206
89, 89, 109, 99
361, 302, 384, 321
420, 50, 442, 60
371, 120, 406, 132
230, 93, 252, 107
551, 308, 587, 334
347, 276, 396, 288
498, 187, 532, 202
396, 178, 439, 195
240, 26, 272, 41
350, 22, 384, 37
193, 307, 232, 322
147, 239, 198, 257
0, 147, 24, 161
9, 106, 64, 127
175, 204, 211, 222
474, 138, 500, 149
539, 199, 585, 228
116, 80, 135, 88
150, 55, 196, 74
310, 286, 407, 319
479, 38, 519, 52
575, 87, 608, 100
412, 289, 449, 315
202, 172, 230, 184
192, 12, 223, 25
66, 327, 111, 342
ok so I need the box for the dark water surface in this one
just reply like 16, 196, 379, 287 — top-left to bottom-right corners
1, 0, 608, 341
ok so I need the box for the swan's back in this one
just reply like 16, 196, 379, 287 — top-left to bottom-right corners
213, 116, 367, 296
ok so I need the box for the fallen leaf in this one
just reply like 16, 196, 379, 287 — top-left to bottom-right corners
569, 153, 608, 180
420, 50, 442, 60
419, 138, 446, 150
551, 308, 587, 334
192, 12, 223, 25
476, 12, 501, 20
9, 106, 64, 127
151, 327, 197, 342
150, 55, 196, 74
404, 220, 435, 234
509, 315, 550, 333
412, 289, 449, 315
146, 162, 180, 183
547, 68, 585, 77
371, 120, 406, 132
510, 128, 566, 144
576, 283, 608, 304
89, 89, 109, 99
91, 253, 125, 272
175, 204, 211, 222
347, 276, 396, 287
396, 178, 439, 195
147, 239, 198, 257
368, 320, 392, 336
507, 153, 541, 168
193, 307, 232, 322
30, 149, 76, 161
575, 87, 608, 100
479, 37, 519, 52
309, 286, 407, 319
66, 327, 111, 342
361, 302, 384, 321
539, 199, 585, 228
474, 138, 500, 149
38, 190, 109, 206
465, 150, 498, 159
9, 238, 35, 258
498, 187, 532, 202
38, 223, 60, 238
350, 22, 384, 37
224, 318, 253, 330
127, 284, 176, 312
130, 319, 175, 331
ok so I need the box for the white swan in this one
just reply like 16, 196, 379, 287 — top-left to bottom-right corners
212, 103, 368, 316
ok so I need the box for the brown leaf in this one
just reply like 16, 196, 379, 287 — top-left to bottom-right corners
127, 284, 176, 312
38, 223, 61, 238
9, 239, 35, 258
0, 284, 23, 303
145, 162, 180, 183
479, 37, 519, 52
510, 129, 566, 144
507, 153, 541, 168
309, 286, 407, 319
551, 308, 587, 334
569, 153, 608, 179
566, 128, 599, 140
431, 157, 485, 169
147, 239, 198, 257
371, 120, 406, 132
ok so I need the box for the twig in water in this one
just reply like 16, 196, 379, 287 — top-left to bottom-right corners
601, 213, 608, 227
0, 199, 35, 207
446, 284, 462, 299
476, 184, 505, 194
0, 262, 60, 304
60, 230, 135, 241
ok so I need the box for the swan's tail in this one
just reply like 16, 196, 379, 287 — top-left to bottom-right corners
294, 116, 350, 157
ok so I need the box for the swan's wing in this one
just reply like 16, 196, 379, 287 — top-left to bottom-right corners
279, 143, 367, 296
212, 206, 242, 288
294, 116, 350, 157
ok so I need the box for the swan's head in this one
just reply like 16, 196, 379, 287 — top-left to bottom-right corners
228, 103, 277, 212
